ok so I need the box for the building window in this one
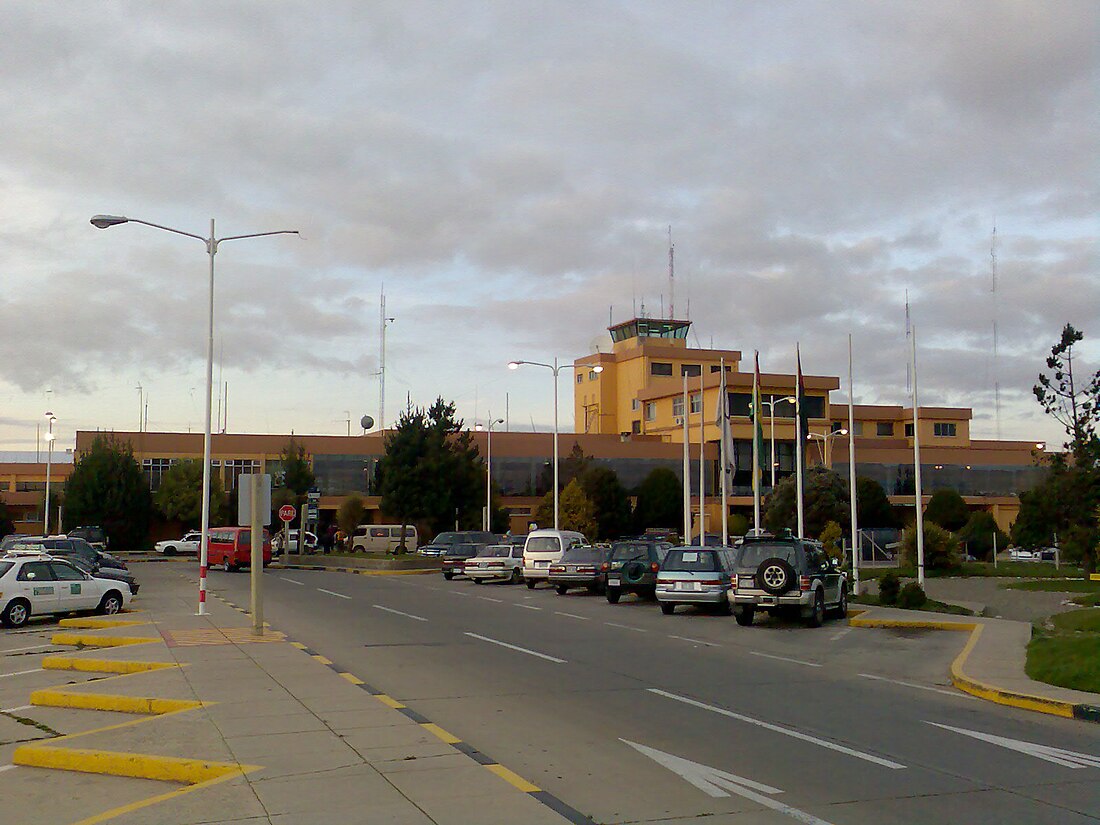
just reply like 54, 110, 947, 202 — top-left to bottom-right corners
876, 422, 893, 437
631, 398, 640, 411
934, 422, 957, 437
224, 458, 261, 491
142, 458, 178, 492
681, 364, 701, 377
576, 373, 583, 384
904, 423, 914, 438
651, 362, 673, 376
849, 421, 863, 436
689, 392, 702, 414
709, 364, 732, 373
15, 481, 46, 492
672, 396, 684, 418
632, 420, 642, 434
589, 370, 598, 381
644, 402, 656, 422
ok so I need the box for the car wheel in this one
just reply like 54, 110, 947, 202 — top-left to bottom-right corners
830, 586, 848, 620
660, 602, 675, 615
606, 587, 621, 604
222, 560, 232, 573
806, 590, 825, 628
510, 568, 522, 584
472, 577, 483, 585
715, 600, 732, 616
443, 572, 454, 580
163, 545, 176, 556
525, 579, 536, 589
734, 607, 754, 626
555, 584, 569, 595
757, 557, 797, 596
98, 591, 124, 615
1, 599, 30, 628
623, 561, 649, 586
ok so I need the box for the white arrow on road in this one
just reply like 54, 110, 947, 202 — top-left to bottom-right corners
620, 739, 835, 825
927, 722, 1100, 769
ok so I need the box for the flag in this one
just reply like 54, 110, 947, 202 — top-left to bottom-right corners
752, 353, 766, 484
713, 367, 734, 483
796, 345, 808, 474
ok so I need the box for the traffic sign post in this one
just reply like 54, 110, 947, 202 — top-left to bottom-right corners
279, 504, 296, 523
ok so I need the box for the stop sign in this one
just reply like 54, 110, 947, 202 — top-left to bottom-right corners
278, 504, 297, 523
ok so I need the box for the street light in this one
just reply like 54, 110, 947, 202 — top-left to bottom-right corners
92, 214, 300, 615
43, 412, 56, 534
475, 417, 505, 531
757, 395, 796, 488
808, 428, 848, 467
508, 359, 602, 530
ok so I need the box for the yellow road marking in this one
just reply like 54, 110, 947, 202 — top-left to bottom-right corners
375, 694, 405, 709
312, 654, 333, 665
421, 722, 461, 743
485, 763, 540, 792
339, 672, 364, 685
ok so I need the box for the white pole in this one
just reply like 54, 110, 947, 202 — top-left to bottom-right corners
720, 358, 729, 546
848, 333, 859, 596
485, 419, 492, 532
795, 350, 805, 539
698, 372, 705, 546
911, 325, 925, 587
552, 358, 560, 531
44, 416, 54, 535
992, 531, 998, 568
682, 372, 690, 543
250, 476, 263, 636
379, 289, 386, 431
751, 355, 761, 532
770, 396, 776, 489
198, 218, 216, 615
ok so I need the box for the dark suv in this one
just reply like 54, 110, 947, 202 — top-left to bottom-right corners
730, 536, 848, 628
605, 541, 671, 603
441, 543, 485, 580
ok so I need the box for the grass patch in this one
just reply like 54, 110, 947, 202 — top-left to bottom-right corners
1072, 593, 1100, 607
855, 562, 1082, 580
1050, 608, 1100, 633
1026, 635, 1100, 694
1001, 579, 1100, 593
852, 594, 973, 616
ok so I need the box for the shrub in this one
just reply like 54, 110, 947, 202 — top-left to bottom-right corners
878, 572, 901, 605
897, 581, 928, 610
903, 521, 962, 572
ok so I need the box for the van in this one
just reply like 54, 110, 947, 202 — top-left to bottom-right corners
208, 527, 272, 572
522, 529, 589, 589
351, 524, 419, 554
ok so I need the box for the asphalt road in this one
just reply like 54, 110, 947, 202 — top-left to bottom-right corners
205, 565, 1100, 825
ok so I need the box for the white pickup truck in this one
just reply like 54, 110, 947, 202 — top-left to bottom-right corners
154, 531, 202, 556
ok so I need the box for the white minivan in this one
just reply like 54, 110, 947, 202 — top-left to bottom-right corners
351, 524, 419, 553
522, 529, 589, 589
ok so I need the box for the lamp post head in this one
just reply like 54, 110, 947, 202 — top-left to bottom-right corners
1035, 441, 1046, 450
475, 424, 484, 432
592, 364, 604, 374
90, 215, 129, 229
837, 428, 848, 436
508, 361, 521, 370
494, 418, 504, 425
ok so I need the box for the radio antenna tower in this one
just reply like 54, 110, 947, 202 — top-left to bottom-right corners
991, 221, 1001, 440
668, 225, 675, 319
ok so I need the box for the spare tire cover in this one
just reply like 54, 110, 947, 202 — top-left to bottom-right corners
623, 561, 649, 584
757, 557, 796, 596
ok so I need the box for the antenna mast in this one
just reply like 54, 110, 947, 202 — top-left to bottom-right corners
668, 225, 674, 319
991, 221, 1001, 440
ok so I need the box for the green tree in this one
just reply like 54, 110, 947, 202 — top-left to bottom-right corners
579, 465, 632, 540
64, 434, 152, 551
856, 476, 896, 528
337, 495, 365, 542
633, 467, 683, 534
532, 478, 598, 537
924, 489, 970, 532
1034, 323, 1100, 462
763, 467, 850, 539
379, 407, 433, 548
903, 520, 961, 572
153, 460, 228, 527
280, 438, 316, 496
728, 512, 750, 537
957, 511, 1007, 561
819, 520, 843, 561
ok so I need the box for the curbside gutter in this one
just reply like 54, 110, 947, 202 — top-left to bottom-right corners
849, 611, 1100, 724
272, 562, 438, 576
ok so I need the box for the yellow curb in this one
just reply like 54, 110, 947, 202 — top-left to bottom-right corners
353, 567, 439, 576
59, 617, 150, 629
421, 722, 461, 744
13, 743, 257, 784
30, 688, 202, 716
485, 763, 541, 793
849, 616, 975, 632
311, 654, 333, 665
51, 632, 158, 648
42, 657, 176, 675
375, 693, 405, 709
338, 672, 364, 685
290, 641, 308, 650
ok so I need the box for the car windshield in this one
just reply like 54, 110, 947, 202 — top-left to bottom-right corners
663, 549, 719, 572
611, 542, 649, 562
560, 547, 604, 563
737, 543, 798, 568
431, 533, 463, 546
526, 536, 561, 553
71, 527, 106, 544
478, 545, 511, 558
0, 561, 13, 577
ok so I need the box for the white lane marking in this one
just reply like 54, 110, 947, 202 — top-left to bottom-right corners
605, 622, 647, 633
648, 689, 906, 769
0, 764, 15, 774
452, 591, 472, 597
859, 673, 975, 700
279, 577, 305, 586
750, 651, 822, 668
0, 668, 43, 679
668, 635, 718, 647
621, 739, 834, 824
478, 596, 503, 603
927, 722, 1100, 768
464, 632, 566, 664
317, 588, 352, 600
515, 603, 542, 611
1, 705, 32, 713
0, 644, 55, 654
372, 605, 428, 622
830, 627, 853, 642
555, 612, 590, 620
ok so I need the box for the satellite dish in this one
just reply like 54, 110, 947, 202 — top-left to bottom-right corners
360, 415, 375, 431
588, 333, 613, 354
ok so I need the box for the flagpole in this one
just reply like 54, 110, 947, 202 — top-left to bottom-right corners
698, 371, 706, 546
752, 351, 761, 532
795, 344, 805, 538
911, 325, 925, 586
682, 372, 690, 544
720, 357, 729, 546
848, 333, 859, 597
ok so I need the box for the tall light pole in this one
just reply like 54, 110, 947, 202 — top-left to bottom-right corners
91, 215, 300, 615
508, 359, 602, 530
808, 429, 848, 467
43, 412, 56, 534
476, 417, 505, 531
760, 395, 796, 488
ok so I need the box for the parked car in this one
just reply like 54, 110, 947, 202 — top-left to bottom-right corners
66, 525, 108, 552
207, 527, 272, 572
351, 524, 419, 554
441, 543, 485, 580
0, 553, 131, 628
419, 531, 496, 557
549, 545, 612, 594
729, 535, 848, 628
1008, 547, 1040, 562
64, 554, 140, 595
14, 537, 128, 573
271, 530, 318, 556
605, 540, 672, 603
155, 531, 202, 556
464, 544, 525, 584
656, 546, 737, 615
522, 529, 589, 589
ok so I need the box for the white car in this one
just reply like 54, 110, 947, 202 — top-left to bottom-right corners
464, 544, 525, 584
522, 529, 589, 589
155, 531, 202, 556
0, 553, 131, 628
272, 530, 318, 555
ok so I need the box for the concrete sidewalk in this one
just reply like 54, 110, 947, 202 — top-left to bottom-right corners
0, 565, 578, 825
849, 606, 1100, 723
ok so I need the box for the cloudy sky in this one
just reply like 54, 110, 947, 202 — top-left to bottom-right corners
1, 1, 1096, 455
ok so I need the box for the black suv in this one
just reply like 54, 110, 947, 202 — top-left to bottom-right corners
605, 541, 671, 603
730, 536, 848, 628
